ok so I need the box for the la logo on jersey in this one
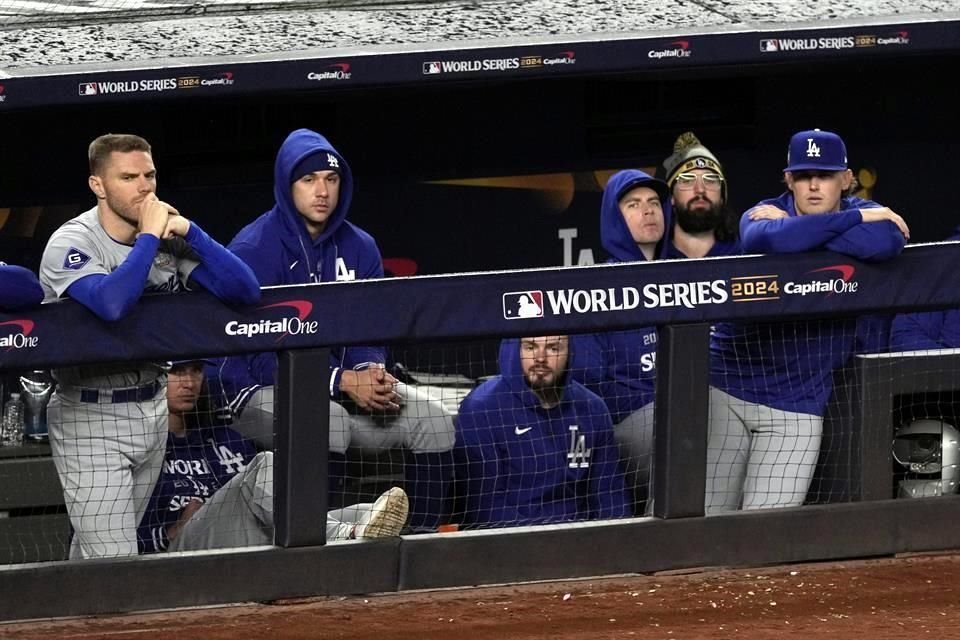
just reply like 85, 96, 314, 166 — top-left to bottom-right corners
503, 290, 544, 319
806, 138, 821, 158
209, 438, 247, 475
567, 425, 591, 469
335, 257, 356, 281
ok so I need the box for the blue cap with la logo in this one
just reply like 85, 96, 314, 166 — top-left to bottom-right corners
784, 129, 848, 172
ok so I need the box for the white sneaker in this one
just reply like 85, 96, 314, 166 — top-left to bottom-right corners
355, 487, 409, 539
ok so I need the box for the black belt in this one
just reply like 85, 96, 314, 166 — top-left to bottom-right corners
78, 380, 162, 404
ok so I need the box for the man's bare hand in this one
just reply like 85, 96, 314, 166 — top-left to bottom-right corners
137, 194, 171, 238
162, 212, 191, 239
747, 205, 789, 221
166, 498, 203, 542
860, 207, 910, 240
340, 365, 402, 414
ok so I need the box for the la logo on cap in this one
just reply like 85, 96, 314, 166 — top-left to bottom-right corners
805, 138, 821, 158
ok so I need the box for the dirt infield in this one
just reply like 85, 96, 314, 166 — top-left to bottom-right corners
4, 552, 960, 639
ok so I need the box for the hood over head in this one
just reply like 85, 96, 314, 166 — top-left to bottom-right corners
600, 169, 672, 262
273, 128, 354, 245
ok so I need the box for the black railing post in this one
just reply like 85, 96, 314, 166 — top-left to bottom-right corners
652, 324, 710, 519
275, 348, 330, 547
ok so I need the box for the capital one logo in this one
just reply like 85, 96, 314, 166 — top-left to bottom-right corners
806, 138, 821, 158
784, 264, 858, 297
224, 300, 319, 342
0, 319, 38, 350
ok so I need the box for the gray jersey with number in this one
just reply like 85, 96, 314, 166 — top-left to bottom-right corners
40, 206, 201, 388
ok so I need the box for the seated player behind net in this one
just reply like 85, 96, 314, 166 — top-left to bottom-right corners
707, 129, 909, 513
138, 359, 409, 553
455, 335, 628, 529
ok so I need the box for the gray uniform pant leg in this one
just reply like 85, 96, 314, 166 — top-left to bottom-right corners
170, 451, 275, 551
705, 387, 823, 514
48, 391, 167, 559
343, 383, 456, 454
235, 384, 455, 455
613, 403, 655, 511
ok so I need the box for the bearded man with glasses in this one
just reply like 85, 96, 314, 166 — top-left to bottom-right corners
660, 132, 740, 259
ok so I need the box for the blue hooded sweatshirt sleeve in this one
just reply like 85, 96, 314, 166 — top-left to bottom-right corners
891, 227, 960, 351
740, 193, 905, 262
455, 338, 628, 529
0, 263, 44, 311
569, 170, 671, 423
217, 129, 386, 407
711, 192, 906, 416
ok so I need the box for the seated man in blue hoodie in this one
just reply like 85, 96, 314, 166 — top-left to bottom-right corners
708, 129, 909, 513
890, 227, 960, 351
139, 360, 409, 553
0, 262, 44, 311
570, 169, 671, 515
212, 129, 455, 532
456, 335, 628, 529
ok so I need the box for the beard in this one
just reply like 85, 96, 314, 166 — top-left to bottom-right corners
675, 198, 724, 234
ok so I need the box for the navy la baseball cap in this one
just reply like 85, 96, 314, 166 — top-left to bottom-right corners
784, 129, 848, 172
168, 358, 215, 368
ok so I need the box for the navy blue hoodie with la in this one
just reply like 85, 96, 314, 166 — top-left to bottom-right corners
455, 338, 628, 528
571, 170, 672, 424
214, 129, 385, 406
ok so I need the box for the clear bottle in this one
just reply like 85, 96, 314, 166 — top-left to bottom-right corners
2, 393, 24, 446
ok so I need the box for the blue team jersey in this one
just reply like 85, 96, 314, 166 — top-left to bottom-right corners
455, 338, 628, 528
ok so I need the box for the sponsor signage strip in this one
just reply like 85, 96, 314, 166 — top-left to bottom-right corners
2, 243, 959, 370
0, 19, 957, 108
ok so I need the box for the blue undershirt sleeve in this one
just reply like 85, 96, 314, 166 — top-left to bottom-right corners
65, 234, 160, 321
184, 223, 261, 306
740, 209, 863, 254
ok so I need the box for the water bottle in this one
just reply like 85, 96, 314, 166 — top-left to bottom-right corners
2, 393, 25, 446
20, 371, 53, 442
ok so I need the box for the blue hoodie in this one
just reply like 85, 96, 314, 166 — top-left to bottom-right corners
0, 263, 44, 311
570, 170, 672, 423
455, 338, 628, 528
711, 191, 906, 415
214, 129, 385, 405
890, 226, 960, 351
138, 425, 258, 554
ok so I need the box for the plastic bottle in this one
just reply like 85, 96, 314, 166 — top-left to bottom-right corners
2, 393, 25, 446
20, 372, 53, 442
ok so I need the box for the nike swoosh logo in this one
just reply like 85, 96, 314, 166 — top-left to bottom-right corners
514, 426, 534, 435
289, 260, 299, 270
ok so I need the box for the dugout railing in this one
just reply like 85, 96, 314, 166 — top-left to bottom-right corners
1, 243, 960, 620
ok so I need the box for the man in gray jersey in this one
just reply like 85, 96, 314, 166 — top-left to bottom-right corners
40, 133, 259, 559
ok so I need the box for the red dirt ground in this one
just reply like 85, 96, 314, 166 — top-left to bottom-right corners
3, 552, 960, 639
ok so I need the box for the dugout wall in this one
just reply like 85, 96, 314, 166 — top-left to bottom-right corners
1, 13, 960, 620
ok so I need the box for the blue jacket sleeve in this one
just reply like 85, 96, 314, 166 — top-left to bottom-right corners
823, 220, 905, 262
455, 402, 507, 528
210, 353, 278, 411
185, 223, 261, 306
0, 264, 44, 311
740, 209, 863, 254
66, 234, 160, 321
587, 408, 630, 520
890, 312, 947, 351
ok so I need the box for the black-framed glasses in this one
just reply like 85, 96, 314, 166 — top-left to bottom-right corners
675, 172, 724, 190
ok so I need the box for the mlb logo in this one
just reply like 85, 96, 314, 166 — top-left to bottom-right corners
422, 61, 442, 75
760, 39, 779, 52
79, 83, 98, 96
503, 291, 544, 320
